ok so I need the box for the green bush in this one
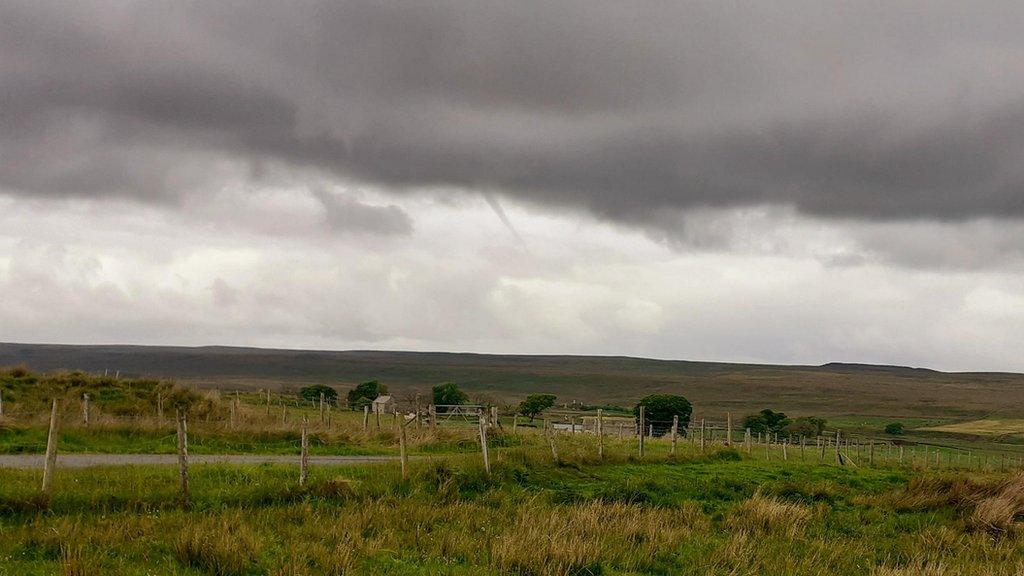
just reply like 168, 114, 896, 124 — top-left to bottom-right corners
299, 384, 338, 404
885, 422, 904, 435
634, 394, 692, 436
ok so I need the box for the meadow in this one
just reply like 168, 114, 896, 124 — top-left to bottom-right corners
5, 367, 1024, 574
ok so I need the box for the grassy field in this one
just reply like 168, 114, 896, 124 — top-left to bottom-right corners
7, 367, 1024, 573
5, 442, 1024, 575
6, 342, 1024, 419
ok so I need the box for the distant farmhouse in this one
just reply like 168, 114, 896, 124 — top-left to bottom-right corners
372, 395, 394, 414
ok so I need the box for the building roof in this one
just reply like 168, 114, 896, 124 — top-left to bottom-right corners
372, 395, 392, 404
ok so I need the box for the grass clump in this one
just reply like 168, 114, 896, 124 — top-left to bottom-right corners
174, 514, 263, 576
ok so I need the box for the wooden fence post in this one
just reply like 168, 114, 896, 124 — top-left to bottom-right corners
835, 430, 842, 465
725, 412, 732, 446
0, 389, 4, 418
429, 405, 436, 431
512, 415, 519, 435
229, 397, 236, 430
544, 419, 559, 463
175, 409, 189, 507
700, 418, 706, 452
670, 414, 678, 455
782, 439, 788, 461
399, 416, 410, 479
869, 442, 875, 467
478, 414, 491, 476
319, 392, 325, 425
363, 405, 369, 431
745, 428, 752, 454
597, 409, 604, 459
281, 403, 287, 425
82, 393, 90, 426
41, 399, 60, 499
299, 417, 310, 487
638, 406, 645, 458
157, 392, 164, 425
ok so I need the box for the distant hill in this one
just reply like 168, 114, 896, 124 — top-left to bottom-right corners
2, 342, 1023, 419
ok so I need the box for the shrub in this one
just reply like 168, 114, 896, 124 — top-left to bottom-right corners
432, 382, 469, 408
299, 384, 338, 404
743, 409, 790, 436
885, 422, 905, 435
633, 394, 692, 436
519, 393, 556, 421
345, 380, 386, 410
783, 416, 827, 438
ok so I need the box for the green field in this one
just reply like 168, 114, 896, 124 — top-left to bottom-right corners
6, 364, 1024, 574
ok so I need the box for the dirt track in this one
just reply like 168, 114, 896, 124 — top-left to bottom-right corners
0, 454, 401, 469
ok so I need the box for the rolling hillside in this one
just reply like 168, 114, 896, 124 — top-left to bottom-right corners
2, 342, 1023, 419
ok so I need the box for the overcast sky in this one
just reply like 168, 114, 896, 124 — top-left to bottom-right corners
2, 1, 1024, 371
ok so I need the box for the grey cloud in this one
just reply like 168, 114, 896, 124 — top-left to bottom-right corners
310, 188, 413, 235
4, 0, 1024, 225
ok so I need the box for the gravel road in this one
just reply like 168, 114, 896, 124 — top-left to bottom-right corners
0, 454, 401, 469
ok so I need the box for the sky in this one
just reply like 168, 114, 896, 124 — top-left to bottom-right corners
2, 1, 1023, 371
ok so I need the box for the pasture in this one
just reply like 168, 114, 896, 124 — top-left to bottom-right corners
5, 367, 1024, 574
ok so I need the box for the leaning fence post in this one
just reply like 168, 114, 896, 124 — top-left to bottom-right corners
363, 405, 369, 431
82, 393, 90, 426
41, 399, 60, 499
835, 430, 842, 465
478, 414, 491, 476
175, 409, 189, 507
597, 409, 604, 459
299, 416, 310, 487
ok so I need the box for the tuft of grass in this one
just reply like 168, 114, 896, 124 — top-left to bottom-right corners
970, 473, 1024, 534
727, 492, 814, 536
174, 514, 263, 576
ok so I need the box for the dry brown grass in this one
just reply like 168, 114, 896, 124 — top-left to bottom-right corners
970, 473, 1024, 534
491, 498, 706, 576
727, 492, 814, 537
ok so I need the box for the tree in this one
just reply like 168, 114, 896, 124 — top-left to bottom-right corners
884, 422, 904, 435
299, 384, 338, 404
633, 394, 692, 436
432, 382, 469, 408
742, 409, 790, 436
518, 393, 556, 421
783, 416, 827, 438
345, 381, 387, 410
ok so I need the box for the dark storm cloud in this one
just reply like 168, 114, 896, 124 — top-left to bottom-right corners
4, 0, 1024, 222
